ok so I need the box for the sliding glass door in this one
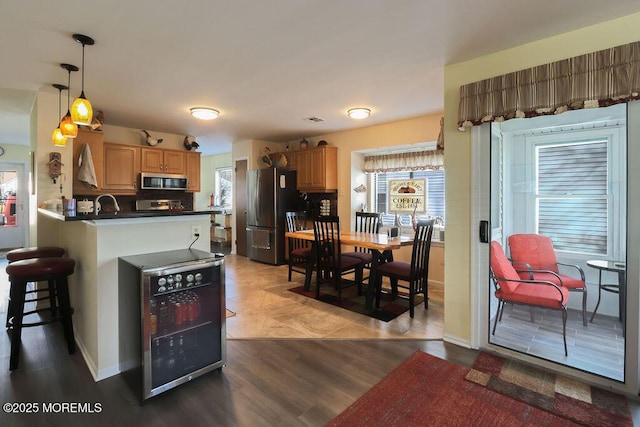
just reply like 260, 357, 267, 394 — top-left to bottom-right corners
484, 104, 629, 382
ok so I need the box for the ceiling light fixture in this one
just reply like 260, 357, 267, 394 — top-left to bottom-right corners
60, 63, 79, 139
347, 108, 371, 119
52, 84, 68, 147
190, 107, 220, 120
71, 33, 95, 126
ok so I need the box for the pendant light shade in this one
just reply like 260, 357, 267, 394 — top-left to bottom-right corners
71, 34, 95, 126
60, 112, 78, 139
60, 63, 79, 138
52, 84, 68, 147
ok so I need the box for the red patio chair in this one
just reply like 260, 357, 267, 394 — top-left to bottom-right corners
490, 241, 570, 356
508, 234, 587, 326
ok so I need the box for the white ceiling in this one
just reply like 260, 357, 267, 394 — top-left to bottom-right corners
1, 1, 639, 155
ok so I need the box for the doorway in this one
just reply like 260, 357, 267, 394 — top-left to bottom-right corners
0, 162, 27, 249
476, 104, 634, 385
235, 159, 247, 256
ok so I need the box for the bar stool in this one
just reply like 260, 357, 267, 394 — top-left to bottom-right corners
5, 257, 76, 370
5, 246, 66, 328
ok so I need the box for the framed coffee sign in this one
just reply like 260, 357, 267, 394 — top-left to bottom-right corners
388, 179, 427, 213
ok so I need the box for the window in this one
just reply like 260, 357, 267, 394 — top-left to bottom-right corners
370, 170, 445, 234
215, 167, 233, 208
535, 140, 608, 255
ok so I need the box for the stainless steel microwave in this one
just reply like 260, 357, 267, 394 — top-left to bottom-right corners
140, 173, 188, 190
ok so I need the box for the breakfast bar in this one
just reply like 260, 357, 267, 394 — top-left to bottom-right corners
37, 208, 216, 381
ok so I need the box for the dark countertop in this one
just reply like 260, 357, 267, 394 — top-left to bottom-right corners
119, 248, 224, 270
38, 208, 221, 221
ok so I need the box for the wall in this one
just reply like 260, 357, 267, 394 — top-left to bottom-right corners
443, 12, 640, 346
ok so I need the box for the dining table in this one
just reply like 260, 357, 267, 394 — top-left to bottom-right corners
284, 229, 414, 310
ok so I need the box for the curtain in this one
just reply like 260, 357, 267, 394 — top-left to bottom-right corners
363, 150, 444, 172
457, 41, 640, 129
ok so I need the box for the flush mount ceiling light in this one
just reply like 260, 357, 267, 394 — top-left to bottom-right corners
60, 63, 79, 138
190, 107, 220, 120
52, 84, 68, 147
71, 33, 95, 126
347, 108, 371, 119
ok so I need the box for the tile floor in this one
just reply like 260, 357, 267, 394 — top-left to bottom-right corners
223, 254, 444, 340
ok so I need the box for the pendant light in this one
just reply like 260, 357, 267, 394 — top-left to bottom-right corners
71, 34, 95, 126
60, 63, 79, 138
52, 84, 68, 147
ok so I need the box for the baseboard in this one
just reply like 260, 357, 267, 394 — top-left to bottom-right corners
74, 332, 121, 382
443, 332, 472, 349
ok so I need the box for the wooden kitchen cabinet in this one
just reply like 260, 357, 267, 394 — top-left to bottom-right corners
185, 151, 201, 192
72, 128, 104, 195
141, 148, 186, 174
102, 143, 140, 193
288, 146, 337, 192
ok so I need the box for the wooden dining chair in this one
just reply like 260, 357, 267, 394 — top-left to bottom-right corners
373, 219, 434, 317
343, 212, 381, 284
313, 216, 364, 301
285, 211, 312, 281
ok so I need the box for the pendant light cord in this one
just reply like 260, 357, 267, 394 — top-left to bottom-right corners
67, 69, 71, 110
81, 43, 85, 94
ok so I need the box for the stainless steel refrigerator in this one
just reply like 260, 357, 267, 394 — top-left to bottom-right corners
246, 168, 298, 265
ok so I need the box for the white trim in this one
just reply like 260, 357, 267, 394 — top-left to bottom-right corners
443, 333, 472, 349
470, 124, 491, 350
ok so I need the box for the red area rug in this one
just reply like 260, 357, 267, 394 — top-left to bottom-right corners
328, 350, 576, 426
466, 352, 632, 427
288, 285, 422, 322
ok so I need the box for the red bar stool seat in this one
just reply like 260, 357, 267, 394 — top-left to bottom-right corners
5, 257, 76, 371
5, 246, 65, 328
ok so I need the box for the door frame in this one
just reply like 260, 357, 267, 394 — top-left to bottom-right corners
234, 157, 248, 256
0, 160, 29, 249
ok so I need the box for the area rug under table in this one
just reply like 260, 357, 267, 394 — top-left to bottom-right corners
288, 284, 422, 322
329, 350, 577, 426
465, 352, 632, 427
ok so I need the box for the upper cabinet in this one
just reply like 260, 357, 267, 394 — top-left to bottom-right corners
185, 151, 201, 192
102, 143, 140, 193
72, 129, 104, 195
141, 148, 186, 174
287, 146, 337, 192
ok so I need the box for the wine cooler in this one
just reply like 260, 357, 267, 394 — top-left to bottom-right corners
118, 249, 226, 402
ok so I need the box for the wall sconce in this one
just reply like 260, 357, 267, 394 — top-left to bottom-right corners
71, 34, 95, 126
353, 184, 367, 193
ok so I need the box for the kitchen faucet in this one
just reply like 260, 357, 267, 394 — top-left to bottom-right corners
95, 194, 120, 215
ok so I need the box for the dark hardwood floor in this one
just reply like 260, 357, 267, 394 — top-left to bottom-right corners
0, 315, 474, 426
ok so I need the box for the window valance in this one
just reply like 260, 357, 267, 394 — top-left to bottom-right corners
363, 150, 444, 173
457, 41, 640, 129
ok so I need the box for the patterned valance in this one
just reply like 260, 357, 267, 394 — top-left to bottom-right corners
363, 150, 443, 173
457, 41, 640, 129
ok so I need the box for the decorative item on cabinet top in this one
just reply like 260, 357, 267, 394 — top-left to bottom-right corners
141, 130, 163, 146
183, 136, 199, 151
299, 138, 309, 149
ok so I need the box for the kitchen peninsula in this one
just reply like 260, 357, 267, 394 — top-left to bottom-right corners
38, 207, 217, 381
